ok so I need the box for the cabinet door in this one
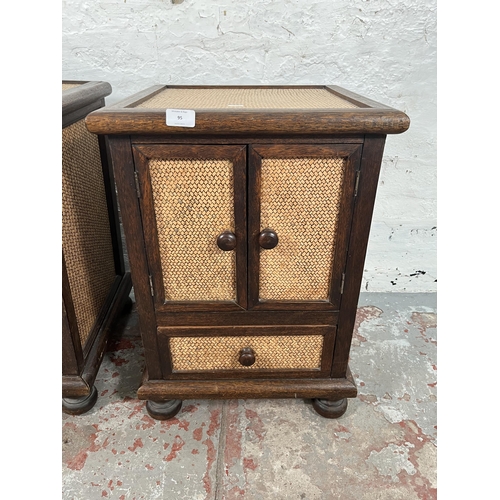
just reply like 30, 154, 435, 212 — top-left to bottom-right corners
248, 144, 362, 310
62, 119, 120, 353
132, 145, 247, 311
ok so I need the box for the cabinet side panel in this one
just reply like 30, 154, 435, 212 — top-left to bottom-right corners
259, 156, 346, 301
62, 119, 117, 347
109, 137, 163, 380
148, 157, 237, 302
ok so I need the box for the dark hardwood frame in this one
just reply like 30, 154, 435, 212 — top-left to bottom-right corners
247, 143, 361, 311
87, 85, 409, 419
62, 80, 133, 414
86, 85, 409, 136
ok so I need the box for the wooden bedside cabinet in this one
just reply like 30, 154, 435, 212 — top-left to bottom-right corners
62, 81, 132, 414
86, 86, 409, 420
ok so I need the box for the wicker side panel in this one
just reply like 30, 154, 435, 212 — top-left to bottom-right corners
169, 335, 324, 371
62, 119, 116, 346
259, 157, 346, 301
138, 88, 358, 110
148, 158, 236, 301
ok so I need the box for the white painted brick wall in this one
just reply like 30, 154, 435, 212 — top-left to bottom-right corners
62, 0, 437, 293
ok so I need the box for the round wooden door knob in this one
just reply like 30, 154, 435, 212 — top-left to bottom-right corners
258, 229, 279, 249
217, 231, 237, 251
238, 347, 256, 366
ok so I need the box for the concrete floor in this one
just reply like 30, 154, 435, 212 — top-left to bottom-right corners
62, 292, 437, 499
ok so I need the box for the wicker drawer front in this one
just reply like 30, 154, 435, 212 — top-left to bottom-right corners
62, 119, 116, 346
148, 157, 236, 302
62, 82, 81, 91
259, 156, 346, 301
169, 334, 324, 371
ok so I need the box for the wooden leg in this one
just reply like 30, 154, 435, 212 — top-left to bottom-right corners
62, 386, 98, 415
312, 398, 348, 419
146, 400, 182, 420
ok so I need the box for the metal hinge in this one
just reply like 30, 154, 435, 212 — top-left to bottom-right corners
340, 272, 346, 294
134, 171, 141, 198
149, 275, 154, 296
354, 171, 360, 197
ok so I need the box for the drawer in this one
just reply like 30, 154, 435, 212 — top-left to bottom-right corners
157, 326, 335, 376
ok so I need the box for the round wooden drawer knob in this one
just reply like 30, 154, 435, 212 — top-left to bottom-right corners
217, 231, 237, 251
238, 347, 256, 366
258, 229, 279, 249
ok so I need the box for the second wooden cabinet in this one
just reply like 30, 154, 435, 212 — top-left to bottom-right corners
86, 85, 409, 420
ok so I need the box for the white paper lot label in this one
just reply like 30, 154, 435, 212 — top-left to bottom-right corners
166, 109, 196, 128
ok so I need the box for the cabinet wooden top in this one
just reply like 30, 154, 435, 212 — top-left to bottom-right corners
85, 85, 410, 136
62, 80, 112, 118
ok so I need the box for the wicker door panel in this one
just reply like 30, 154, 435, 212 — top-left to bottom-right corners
62, 119, 117, 348
133, 145, 247, 311
248, 144, 362, 311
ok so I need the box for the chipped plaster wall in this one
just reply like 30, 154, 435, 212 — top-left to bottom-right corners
62, 0, 437, 293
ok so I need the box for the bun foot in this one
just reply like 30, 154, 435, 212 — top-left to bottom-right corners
312, 398, 348, 419
146, 399, 182, 420
122, 296, 134, 314
62, 386, 98, 415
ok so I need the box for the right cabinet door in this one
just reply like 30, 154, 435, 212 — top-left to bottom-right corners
248, 144, 362, 310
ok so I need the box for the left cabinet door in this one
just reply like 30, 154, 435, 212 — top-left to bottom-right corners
132, 144, 247, 311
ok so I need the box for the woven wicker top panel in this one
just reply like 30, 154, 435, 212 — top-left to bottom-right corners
137, 88, 358, 110
62, 83, 82, 91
